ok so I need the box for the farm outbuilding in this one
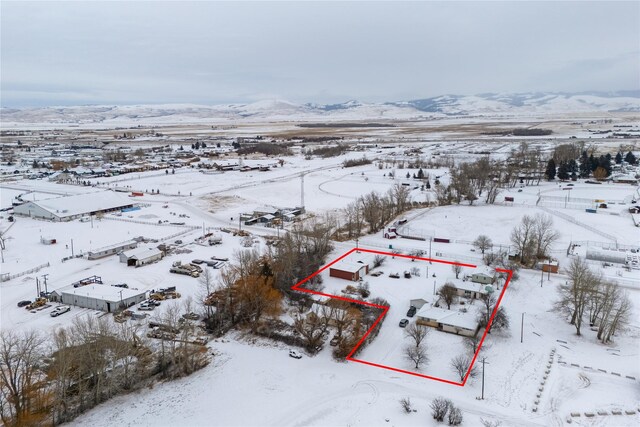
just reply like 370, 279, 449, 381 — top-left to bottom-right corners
471, 272, 494, 285
119, 246, 163, 267
13, 191, 134, 221
330, 261, 369, 281
452, 281, 488, 299
52, 284, 146, 313
88, 240, 138, 260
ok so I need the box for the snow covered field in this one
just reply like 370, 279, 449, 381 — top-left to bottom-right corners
1, 133, 639, 426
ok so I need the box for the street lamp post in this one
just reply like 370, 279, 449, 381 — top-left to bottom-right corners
521, 312, 525, 343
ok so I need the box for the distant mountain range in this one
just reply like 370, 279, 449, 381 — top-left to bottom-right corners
2, 91, 638, 126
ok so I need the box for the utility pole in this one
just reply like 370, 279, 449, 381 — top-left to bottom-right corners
540, 266, 544, 288
42, 274, 49, 294
521, 312, 525, 343
429, 237, 432, 263
480, 357, 489, 399
433, 279, 436, 295
70, 239, 74, 257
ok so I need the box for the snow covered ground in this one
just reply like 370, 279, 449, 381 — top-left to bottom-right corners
1, 136, 639, 426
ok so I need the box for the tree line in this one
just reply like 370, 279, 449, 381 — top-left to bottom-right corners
0, 310, 209, 426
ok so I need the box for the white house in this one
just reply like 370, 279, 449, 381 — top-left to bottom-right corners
416, 306, 480, 337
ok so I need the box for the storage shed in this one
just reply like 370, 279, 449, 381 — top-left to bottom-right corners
119, 246, 163, 267
329, 261, 369, 281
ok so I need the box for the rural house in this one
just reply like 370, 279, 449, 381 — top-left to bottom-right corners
416, 306, 480, 337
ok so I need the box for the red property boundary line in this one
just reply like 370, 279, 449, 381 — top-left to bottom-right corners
291, 247, 513, 386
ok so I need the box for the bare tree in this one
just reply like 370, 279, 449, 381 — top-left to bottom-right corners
404, 343, 428, 369
532, 213, 559, 260
510, 214, 537, 266
478, 293, 509, 333
294, 312, 327, 353
448, 406, 463, 426
438, 282, 458, 309
198, 268, 215, 321
404, 323, 430, 348
399, 397, 413, 413
430, 397, 452, 422
554, 258, 600, 336
373, 255, 386, 268
473, 235, 493, 255
0, 330, 48, 426
450, 354, 478, 381
451, 263, 462, 279
480, 418, 502, 427
596, 284, 632, 344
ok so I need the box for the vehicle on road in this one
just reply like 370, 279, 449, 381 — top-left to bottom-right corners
289, 350, 302, 359
17, 300, 31, 307
399, 319, 409, 328
406, 306, 417, 317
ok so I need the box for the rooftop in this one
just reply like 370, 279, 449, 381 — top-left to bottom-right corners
60, 284, 145, 302
416, 306, 479, 331
121, 246, 162, 260
24, 191, 133, 218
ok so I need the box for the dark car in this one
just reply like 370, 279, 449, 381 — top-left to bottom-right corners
399, 319, 409, 328
17, 300, 31, 307
192, 259, 205, 265
406, 306, 417, 317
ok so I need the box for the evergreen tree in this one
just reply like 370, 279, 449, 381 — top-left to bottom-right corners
589, 153, 598, 172
625, 151, 637, 165
557, 161, 570, 180
598, 155, 612, 176
417, 168, 425, 179
32, 159, 39, 168
579, 151, 591, 178
615, 152, 623, 164
545, 159, 556, 180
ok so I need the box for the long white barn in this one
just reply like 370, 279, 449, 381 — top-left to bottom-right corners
13, 191, 134, 221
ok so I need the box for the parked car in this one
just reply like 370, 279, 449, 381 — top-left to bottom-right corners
138, 303, 155, 311
50, 305, 71, 317
17, 300, 31, 307
192, 259, 205, 265
406, 306, 417, 317
289, 350, 303, 359
174, 240, 183, 245
399, 319, 409, 328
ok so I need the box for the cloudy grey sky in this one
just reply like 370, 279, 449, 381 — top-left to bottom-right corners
1, 1, 638, 107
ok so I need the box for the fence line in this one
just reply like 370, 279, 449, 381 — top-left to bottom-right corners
538, 207, 617, 243
103, 216, 199, 230
0, 262, 50, 283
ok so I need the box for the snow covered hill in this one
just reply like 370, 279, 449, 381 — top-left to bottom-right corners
1, 91, 638, 126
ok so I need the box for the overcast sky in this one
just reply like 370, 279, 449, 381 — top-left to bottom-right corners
1, 1, 638, 107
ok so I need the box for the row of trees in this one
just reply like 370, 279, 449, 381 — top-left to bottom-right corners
555, 258, 632, 340
341, 184, 412, 238
0, 312, 209, 426
509, 213, 559, 267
